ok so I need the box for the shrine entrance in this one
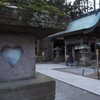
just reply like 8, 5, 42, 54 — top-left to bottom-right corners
65, 35, 96, 63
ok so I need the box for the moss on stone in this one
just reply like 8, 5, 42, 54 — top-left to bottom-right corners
0, 0, 66, 16
0, 2, 5, 7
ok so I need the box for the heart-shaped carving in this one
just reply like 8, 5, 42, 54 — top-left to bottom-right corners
1, 46, 23, 68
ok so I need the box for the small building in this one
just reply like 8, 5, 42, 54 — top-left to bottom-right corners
49, 9, 100, 64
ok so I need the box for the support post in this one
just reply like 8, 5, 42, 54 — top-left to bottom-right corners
52, 40, 54, 60
96, 49, 99, 80
80, 38, 83, 58
37, 40, 40, 55
65, 40, 67, 60
82, 69, 84, 76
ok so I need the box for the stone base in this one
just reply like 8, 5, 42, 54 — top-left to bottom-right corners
0, 72, 55, 100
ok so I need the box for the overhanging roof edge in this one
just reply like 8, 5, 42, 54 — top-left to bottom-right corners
49, 11, 100, 39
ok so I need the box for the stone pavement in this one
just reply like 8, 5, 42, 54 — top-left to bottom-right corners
55, 80, 100, 100
36, 63, 100, 96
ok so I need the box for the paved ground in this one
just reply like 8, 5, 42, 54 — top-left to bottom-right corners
36, 63, 100, 96
58, 62, 97, 76
55, 80, 100, 100
55, 67, 95, 76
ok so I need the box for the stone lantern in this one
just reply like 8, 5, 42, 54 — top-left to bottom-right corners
53, 46, 63, 63
0, 1, 68, 100
78, 45, 91, 66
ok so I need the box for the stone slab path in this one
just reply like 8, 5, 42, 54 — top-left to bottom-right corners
36, 63, 100, 96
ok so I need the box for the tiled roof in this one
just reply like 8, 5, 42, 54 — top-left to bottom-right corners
49, 9, 100, 38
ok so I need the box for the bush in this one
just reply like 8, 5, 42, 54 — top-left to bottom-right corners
79, 56, 92, 67
85, 60, 92, 66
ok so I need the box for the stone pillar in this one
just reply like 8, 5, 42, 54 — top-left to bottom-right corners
0, 2, 68, 99
0, 34, 35, 81
0, 33, 55, 100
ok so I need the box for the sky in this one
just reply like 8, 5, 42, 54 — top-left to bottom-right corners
68, 0, 100, 9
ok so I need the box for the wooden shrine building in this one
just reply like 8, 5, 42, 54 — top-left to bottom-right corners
49, 9, 100, 63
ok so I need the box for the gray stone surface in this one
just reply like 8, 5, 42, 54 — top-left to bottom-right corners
0, 34, 35, 81
0, 72, 55, 100
36, 63, 100, 96
0, 6, 68, 35
55, 80, 100, 100
56, 67, 95, 76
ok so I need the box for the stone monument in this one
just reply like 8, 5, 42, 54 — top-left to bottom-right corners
0, 1, 68, 100
53, 47, 63, 63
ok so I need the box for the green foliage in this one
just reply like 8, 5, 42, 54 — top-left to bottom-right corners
0, 2, 5, 7
22, 0, 65, 15
0, 0, 18, 3
80, 57, 92, 67
96, 39, 100, 42
0, 0, 65, 16
85, 60, 92, 66
49, 6, 65, 15
47, 0, 69, 14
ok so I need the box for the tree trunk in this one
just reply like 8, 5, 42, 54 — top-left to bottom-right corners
94, 0, 96, 10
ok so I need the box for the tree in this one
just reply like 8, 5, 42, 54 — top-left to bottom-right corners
46, 0, 94, 19
99, 0, 100, 8
2, 0, 94, 19
46, 0, 73, 16
47, 0, 65, 10
72, 0, 93, 18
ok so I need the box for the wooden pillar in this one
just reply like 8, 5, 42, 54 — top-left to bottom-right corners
72, 46, 75, 62
88, 42, 91, 60
95, 42, 97, 59
80, 38, 84, 58
96, 49, 100, 79
37, 40, 40, 55
64, 39, 67, 60
52, 40, 54, 60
